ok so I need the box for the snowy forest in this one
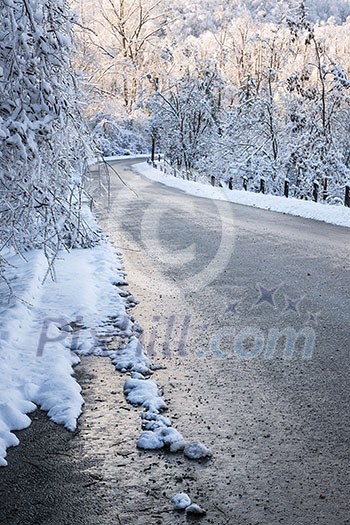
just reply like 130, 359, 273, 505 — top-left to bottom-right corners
1, 0, 350, 279
73, 0, 350, 202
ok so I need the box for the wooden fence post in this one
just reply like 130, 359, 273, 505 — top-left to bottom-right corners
313, 181, 319, 202
284, 179, 289, 198
243, 176, 248, 191
211, 175, 216, 187
151, 136, 156, 162
345, 186, 350, 207
228, 178, 233, 190
260, 178, 265, 194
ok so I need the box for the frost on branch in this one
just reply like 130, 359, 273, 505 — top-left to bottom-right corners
0, 0, 97, 280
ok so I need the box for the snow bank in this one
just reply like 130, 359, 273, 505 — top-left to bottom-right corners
0, 165, 213, 467
135, 162, 350, 228
0, 241, 131, 466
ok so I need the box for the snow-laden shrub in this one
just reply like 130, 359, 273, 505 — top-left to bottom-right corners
0, 0, 97, 280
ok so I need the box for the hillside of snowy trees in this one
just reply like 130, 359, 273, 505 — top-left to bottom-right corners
73, 0, 350, 202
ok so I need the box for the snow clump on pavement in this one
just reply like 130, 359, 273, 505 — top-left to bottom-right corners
171, 493, 206, 516
123, 376, 209, 458
172, 492, 192, 510
184, 441, 212, 460
185, 503, 207, 516
123, 377, 167, 412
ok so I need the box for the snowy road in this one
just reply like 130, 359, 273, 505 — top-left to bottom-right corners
1, 158, 349, 525
97, 159, 350, 524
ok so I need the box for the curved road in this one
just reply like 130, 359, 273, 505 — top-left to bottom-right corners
1, 158, 349, 525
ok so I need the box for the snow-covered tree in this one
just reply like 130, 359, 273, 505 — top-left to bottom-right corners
88, 0, 168, 112
151, 65, 222, 178
283, 3, 350, 198
0, 0, 95, 280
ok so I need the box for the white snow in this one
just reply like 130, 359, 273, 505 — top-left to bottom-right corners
137, 427, 186, 452
120, 361, 200, 456
171, 493, 206, 515
185, 503, 207, 516
136, 430, 164, 450
0, 157, 213, 468
124, 376, 188, 452
111, 336, 151, 374
123, 377, 167, 412
0, 239, 133, 466
128, 382, 206, 455
172, 493, 192, 510
141, 412, 171, 430
135, 162, 350, 228
157, 426, 187, 452
184, 441, 212, 460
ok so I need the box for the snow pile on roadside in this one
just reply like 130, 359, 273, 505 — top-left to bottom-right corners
0, 241, 132, 466
111, 336, 152, 375
0, 157, 214, 467
135, 162, 350, 228
124, 377, 167, 412
0, 238, 211, 467
184, 441, 212, 460
122, 373, 211, 459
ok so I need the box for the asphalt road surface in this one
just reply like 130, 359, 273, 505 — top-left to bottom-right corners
1, 158, 349, 525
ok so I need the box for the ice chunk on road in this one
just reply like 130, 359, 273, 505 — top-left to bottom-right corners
184, 441, 212, 460
137, 426, 186, 452
186, 503, 207, 516
136, 430, 164, 450
172, 492, 191, 510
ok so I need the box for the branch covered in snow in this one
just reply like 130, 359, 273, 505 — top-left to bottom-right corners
0, 0, 98, 281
